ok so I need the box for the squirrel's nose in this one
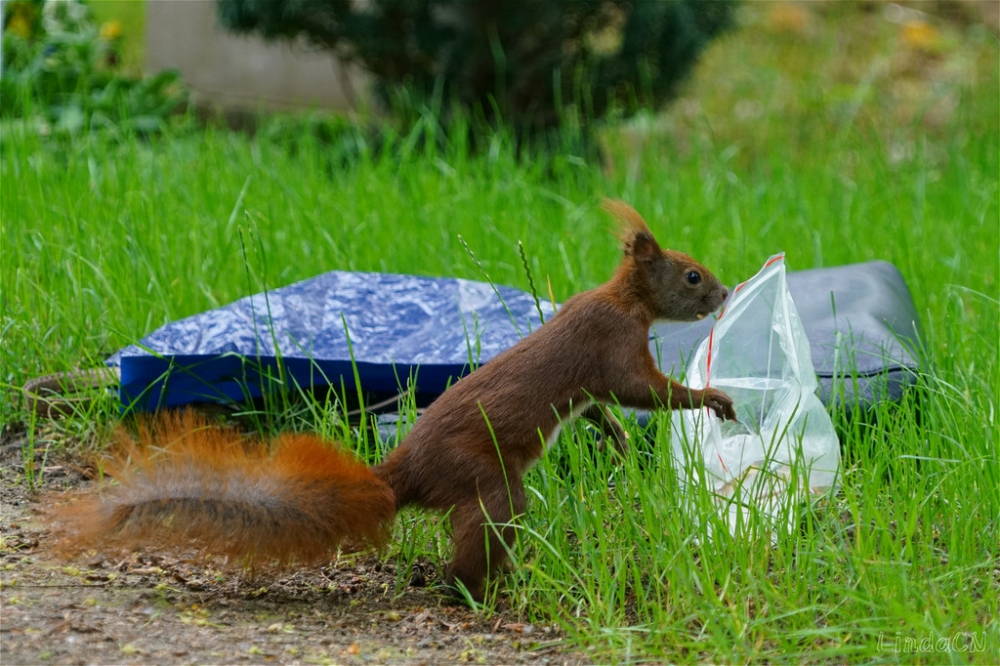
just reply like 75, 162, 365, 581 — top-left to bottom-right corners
721, 286, 729, 301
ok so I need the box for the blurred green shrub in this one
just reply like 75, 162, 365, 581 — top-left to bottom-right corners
216, 0, 735, 139
1, 0, 185, 134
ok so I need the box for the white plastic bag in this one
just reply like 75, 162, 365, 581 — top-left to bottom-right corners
670, 254, 840, 538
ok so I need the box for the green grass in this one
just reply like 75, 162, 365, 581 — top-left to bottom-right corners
2, 4, 998, 663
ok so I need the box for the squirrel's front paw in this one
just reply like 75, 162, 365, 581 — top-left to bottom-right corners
701, 387, 737, 422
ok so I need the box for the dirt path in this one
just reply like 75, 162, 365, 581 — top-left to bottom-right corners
0, 429, 587, 665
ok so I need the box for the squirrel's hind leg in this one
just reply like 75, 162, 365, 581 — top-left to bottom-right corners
445, 479, 526, 603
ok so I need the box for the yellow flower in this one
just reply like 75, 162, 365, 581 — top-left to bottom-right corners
766, 4, 810, 37
100, 19, 122, 41
6, 13, 32, 38
900, 19, 940, 53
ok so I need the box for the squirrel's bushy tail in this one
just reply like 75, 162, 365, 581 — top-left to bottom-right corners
51, 411, 396, 566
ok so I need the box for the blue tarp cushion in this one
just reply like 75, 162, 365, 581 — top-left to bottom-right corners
109, 272, 554, 410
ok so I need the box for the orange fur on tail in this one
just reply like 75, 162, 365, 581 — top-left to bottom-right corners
50, 412, 396, 567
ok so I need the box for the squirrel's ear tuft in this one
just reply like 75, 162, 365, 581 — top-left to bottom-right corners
602, 199, 661, 260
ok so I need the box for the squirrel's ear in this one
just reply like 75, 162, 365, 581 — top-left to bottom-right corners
601, 199, 662, 261
630, 231, 662, 264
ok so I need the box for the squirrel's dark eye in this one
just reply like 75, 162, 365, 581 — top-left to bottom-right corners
685, 271, 701, 285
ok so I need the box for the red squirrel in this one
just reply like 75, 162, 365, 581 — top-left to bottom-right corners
54, 200, 736, 602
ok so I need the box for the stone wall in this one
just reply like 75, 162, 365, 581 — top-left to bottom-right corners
146, 0, 369, 112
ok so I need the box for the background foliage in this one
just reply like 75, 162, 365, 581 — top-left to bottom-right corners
216, 0, 735, 137
1, 0, 183, 134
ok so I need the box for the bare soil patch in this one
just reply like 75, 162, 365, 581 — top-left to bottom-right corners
0, 428, 587, 665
